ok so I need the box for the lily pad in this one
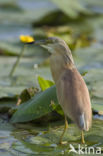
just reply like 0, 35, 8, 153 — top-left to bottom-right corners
51, 0, 87, 18
0, 56, 51, 98
10, 85, 58, 123
10, 119, 103, 155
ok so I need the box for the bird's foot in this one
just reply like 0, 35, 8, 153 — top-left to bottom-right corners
81, 131, 85, 144
81, 139, 85, 144
58, 116, 68, 145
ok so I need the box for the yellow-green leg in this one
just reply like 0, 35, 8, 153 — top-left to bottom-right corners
59, 116, 68, 144
81, 131, 85, 144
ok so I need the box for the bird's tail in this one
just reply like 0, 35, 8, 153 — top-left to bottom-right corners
78, 113, 92, 131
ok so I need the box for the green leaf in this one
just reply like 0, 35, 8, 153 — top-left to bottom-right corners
0, 55, 50, 98
37, 76, 64, 116
38, 76, 54, 91
51, 0, 87, 18
52, 103, 64, 116
81, 71, 88, 76
10, 85, 58, 123
0, 0, 55, 25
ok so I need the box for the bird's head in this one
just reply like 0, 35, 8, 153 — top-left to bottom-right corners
34, 37, 71, 53
34, 37, 74, 64
34, 37, 65, 53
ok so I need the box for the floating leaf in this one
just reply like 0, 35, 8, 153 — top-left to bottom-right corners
50, 0, 88, 18
0, 56, 49, 98
10, 85, 58, 123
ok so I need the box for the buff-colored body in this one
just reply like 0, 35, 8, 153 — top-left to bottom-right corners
49, 41, 92, 131
34, 37, 92, 143
50, 56, 92, 130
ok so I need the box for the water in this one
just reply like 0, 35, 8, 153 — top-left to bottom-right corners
0, 0, 56, 41
0, 0, 103, 155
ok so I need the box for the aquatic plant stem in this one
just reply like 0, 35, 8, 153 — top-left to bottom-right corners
9, 44, 26, 77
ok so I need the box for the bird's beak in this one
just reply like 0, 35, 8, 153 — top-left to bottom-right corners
34, 40, 47, 45
34, 38, 53, 46
34, 38, 54, 54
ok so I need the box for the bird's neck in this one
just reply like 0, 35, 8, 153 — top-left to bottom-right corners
50, 53, 75, 82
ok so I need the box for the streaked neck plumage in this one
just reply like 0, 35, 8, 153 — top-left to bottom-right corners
49, 45, 75, 82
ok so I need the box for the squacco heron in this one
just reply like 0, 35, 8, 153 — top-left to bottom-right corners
34, 37, 92, 144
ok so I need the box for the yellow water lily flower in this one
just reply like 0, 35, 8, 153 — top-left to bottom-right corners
20, 35, 35, 43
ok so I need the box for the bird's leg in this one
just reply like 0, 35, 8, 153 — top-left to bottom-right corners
59, 115, 68, 144
81, 131, 85, 144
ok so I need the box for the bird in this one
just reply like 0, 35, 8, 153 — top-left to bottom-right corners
34, 37, 92, 144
